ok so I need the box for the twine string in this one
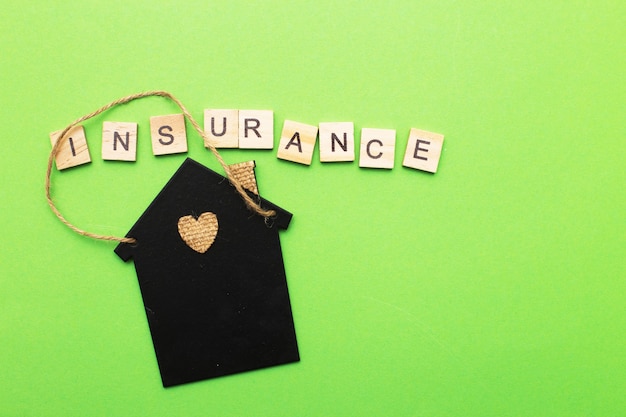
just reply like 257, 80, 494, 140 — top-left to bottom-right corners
45, 90, 276, 244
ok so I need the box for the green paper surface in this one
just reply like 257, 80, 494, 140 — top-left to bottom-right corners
1, 1, 624, 416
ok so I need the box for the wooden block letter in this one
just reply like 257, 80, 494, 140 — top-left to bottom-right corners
319, 122, 354, 162
238, 110, 273, 149
402, 128, 444, 173
359, 128, 396, 169
150, 114, 188, 156
277, 120, 318, 166
49, 125, 91, 170
102, 122, 138, 161
204, 109, 238, 148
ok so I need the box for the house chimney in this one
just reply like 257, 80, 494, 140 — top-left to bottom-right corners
228, 160, 258, 195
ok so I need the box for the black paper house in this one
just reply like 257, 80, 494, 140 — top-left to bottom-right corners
114, 158, 299, 387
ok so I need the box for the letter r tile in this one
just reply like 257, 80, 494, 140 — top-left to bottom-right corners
238, 110, 274, 149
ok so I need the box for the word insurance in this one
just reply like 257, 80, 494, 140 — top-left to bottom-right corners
50, 110, 445, 173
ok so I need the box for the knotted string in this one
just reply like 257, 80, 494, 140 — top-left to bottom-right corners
45, 90, 276, 244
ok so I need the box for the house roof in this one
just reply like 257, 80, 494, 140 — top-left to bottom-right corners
115, 157, 291, 262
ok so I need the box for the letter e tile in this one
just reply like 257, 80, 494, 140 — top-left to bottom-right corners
402, 128, 444, 173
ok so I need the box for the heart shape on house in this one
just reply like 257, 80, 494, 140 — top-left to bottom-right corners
177, 212, 218, 253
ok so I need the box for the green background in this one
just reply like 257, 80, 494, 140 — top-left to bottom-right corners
1, 1, 624, 416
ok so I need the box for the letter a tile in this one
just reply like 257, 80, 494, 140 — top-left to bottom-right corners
277, 120, 318, 165
150, 114, 188, 156
49, 125, 91, 170
402, 128, 444, 173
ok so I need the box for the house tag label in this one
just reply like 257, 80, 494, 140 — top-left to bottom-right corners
114, 158, 299, 387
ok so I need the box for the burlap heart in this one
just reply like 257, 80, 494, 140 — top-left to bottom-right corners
177, 212, 219, 253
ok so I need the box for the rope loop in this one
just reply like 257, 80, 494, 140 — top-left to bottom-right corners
45, 90, 276, 244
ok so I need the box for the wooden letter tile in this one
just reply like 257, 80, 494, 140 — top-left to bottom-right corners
150, 114, 188, 156
238, 110, 274, 149
204, 109, 238, 148
102, 121, 138, 161
319, 122, 354, 162
49, 125, 91, 170
277, 120, 318, 165
402, 128, 444, 173
359, 128, 396, 169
